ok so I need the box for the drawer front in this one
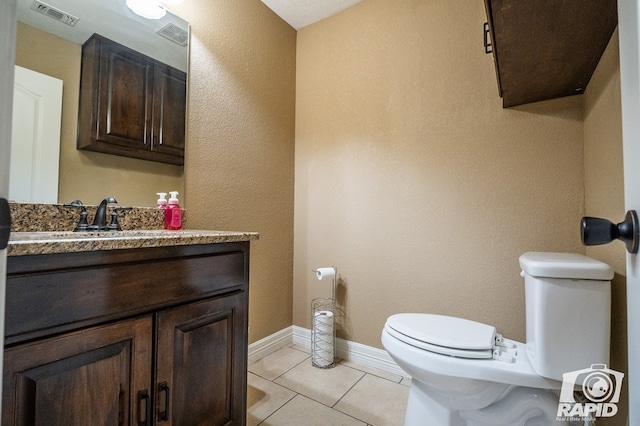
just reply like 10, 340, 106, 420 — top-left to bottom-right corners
6, 249, 247, 344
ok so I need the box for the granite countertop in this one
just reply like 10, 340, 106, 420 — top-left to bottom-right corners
8, 230, 259, 256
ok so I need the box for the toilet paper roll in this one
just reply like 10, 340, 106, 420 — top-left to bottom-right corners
312, 310, 334, 367
316, 267, 336, 281
314, 310, 334, 333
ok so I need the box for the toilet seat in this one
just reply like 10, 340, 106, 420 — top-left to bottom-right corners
385, 314, 498, 359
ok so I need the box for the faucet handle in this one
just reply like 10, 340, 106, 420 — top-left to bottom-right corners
63, 200, 85, 209
108, 207, 133, 231
75, 211, 90, 232
63, 200, 89, 232
107, 211, 121, 231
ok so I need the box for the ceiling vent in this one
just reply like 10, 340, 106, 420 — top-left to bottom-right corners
30, 0, 79, 27
157, 22, 188, 47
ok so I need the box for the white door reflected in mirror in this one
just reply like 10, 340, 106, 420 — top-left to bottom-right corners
10, 65, 62, 203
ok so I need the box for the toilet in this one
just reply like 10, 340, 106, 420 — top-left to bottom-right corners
381, 252, 613, 425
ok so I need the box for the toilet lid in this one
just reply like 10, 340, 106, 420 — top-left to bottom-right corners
385, 313, 496, 359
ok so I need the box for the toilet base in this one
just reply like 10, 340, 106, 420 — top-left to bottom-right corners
405, 379, 466, 426
404, 379, 569, 426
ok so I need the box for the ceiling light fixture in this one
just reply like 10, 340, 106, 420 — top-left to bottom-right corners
126, 0, 167, 20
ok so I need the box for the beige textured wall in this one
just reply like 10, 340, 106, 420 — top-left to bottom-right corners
584, 30, 626, 273
583, 30, 628, 425
294, 0, 586, 347
15, 22, 183, 207
173, 0, 296, 343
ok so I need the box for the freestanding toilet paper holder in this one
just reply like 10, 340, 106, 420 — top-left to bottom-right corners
311, 266, 337, 369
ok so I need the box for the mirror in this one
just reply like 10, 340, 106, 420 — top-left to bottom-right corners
17, 0, 188, 72
13, 0, 188, 206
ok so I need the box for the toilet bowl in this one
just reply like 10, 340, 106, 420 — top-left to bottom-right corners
382, 252, 613, 426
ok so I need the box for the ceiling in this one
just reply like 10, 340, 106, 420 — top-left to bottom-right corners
261, 0, 366, 30
15, 0, 188, 71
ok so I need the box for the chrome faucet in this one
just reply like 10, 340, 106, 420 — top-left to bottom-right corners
90, 197, 117, 230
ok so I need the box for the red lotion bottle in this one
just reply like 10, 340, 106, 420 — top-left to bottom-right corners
166, 191, 182, 230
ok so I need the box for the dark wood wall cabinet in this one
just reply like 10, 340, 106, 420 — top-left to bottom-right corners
77, 34, 186, 165
3, 242, 249, 425
483, 0, 618, 108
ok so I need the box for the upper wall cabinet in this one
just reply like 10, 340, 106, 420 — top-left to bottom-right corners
483, 0, 618, 108
77, 34, 186, 165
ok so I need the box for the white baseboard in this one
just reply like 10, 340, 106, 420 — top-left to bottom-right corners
247, 326, 294, 364
248, 325, 409, 378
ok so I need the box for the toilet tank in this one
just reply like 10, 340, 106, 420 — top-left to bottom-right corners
519, 252, 613, 381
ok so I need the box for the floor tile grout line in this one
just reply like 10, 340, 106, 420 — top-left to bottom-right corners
248, 370, 277, 383
265, 372, 367, 421
339, 361, 405, 385
265, 351, 372, 412
269, 355, 311, 382
255, 391, 300, 426
331, 372, 367, 409
266, 379, 337, 410
329, 373, 374, 424
260, 392, 370, 426
248, 352, 311, 383
331, 406, 371, 425
260, 360, 343, 409
287, 343, 311, 355
287, 343, 406, 385
250, 347, 404, 425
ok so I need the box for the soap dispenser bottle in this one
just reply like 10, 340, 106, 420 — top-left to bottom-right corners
157, 192, 169, 229
157, 192, 168, 209
166, 191, 182, 230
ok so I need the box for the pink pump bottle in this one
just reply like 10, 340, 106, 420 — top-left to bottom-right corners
157, 192, 168, 229
165, 191, 182, 230
157, 192, 168, 209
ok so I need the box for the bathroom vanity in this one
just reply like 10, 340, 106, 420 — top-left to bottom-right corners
3, 229, 257, 425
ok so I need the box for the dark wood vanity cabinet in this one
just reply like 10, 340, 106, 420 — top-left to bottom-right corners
77, 34, 186, 165
3, 316, 153, 425
483, 0, 617, 108
156, 295, 245, 425
3, 242, 249, 425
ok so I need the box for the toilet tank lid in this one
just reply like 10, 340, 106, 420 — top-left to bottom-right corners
519, 252, 614, 280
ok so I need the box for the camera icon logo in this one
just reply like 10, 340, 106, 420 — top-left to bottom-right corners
557, 364, 624, 421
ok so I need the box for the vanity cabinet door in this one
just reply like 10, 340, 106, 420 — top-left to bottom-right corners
155, 291, 248, 426
96, 39, 152, 151
152, 63, 186, 157
2, 316, 153, 426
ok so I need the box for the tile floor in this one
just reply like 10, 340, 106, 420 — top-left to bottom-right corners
247, 344, 410, 426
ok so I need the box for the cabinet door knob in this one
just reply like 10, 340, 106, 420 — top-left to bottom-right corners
157, 381, 170, 422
